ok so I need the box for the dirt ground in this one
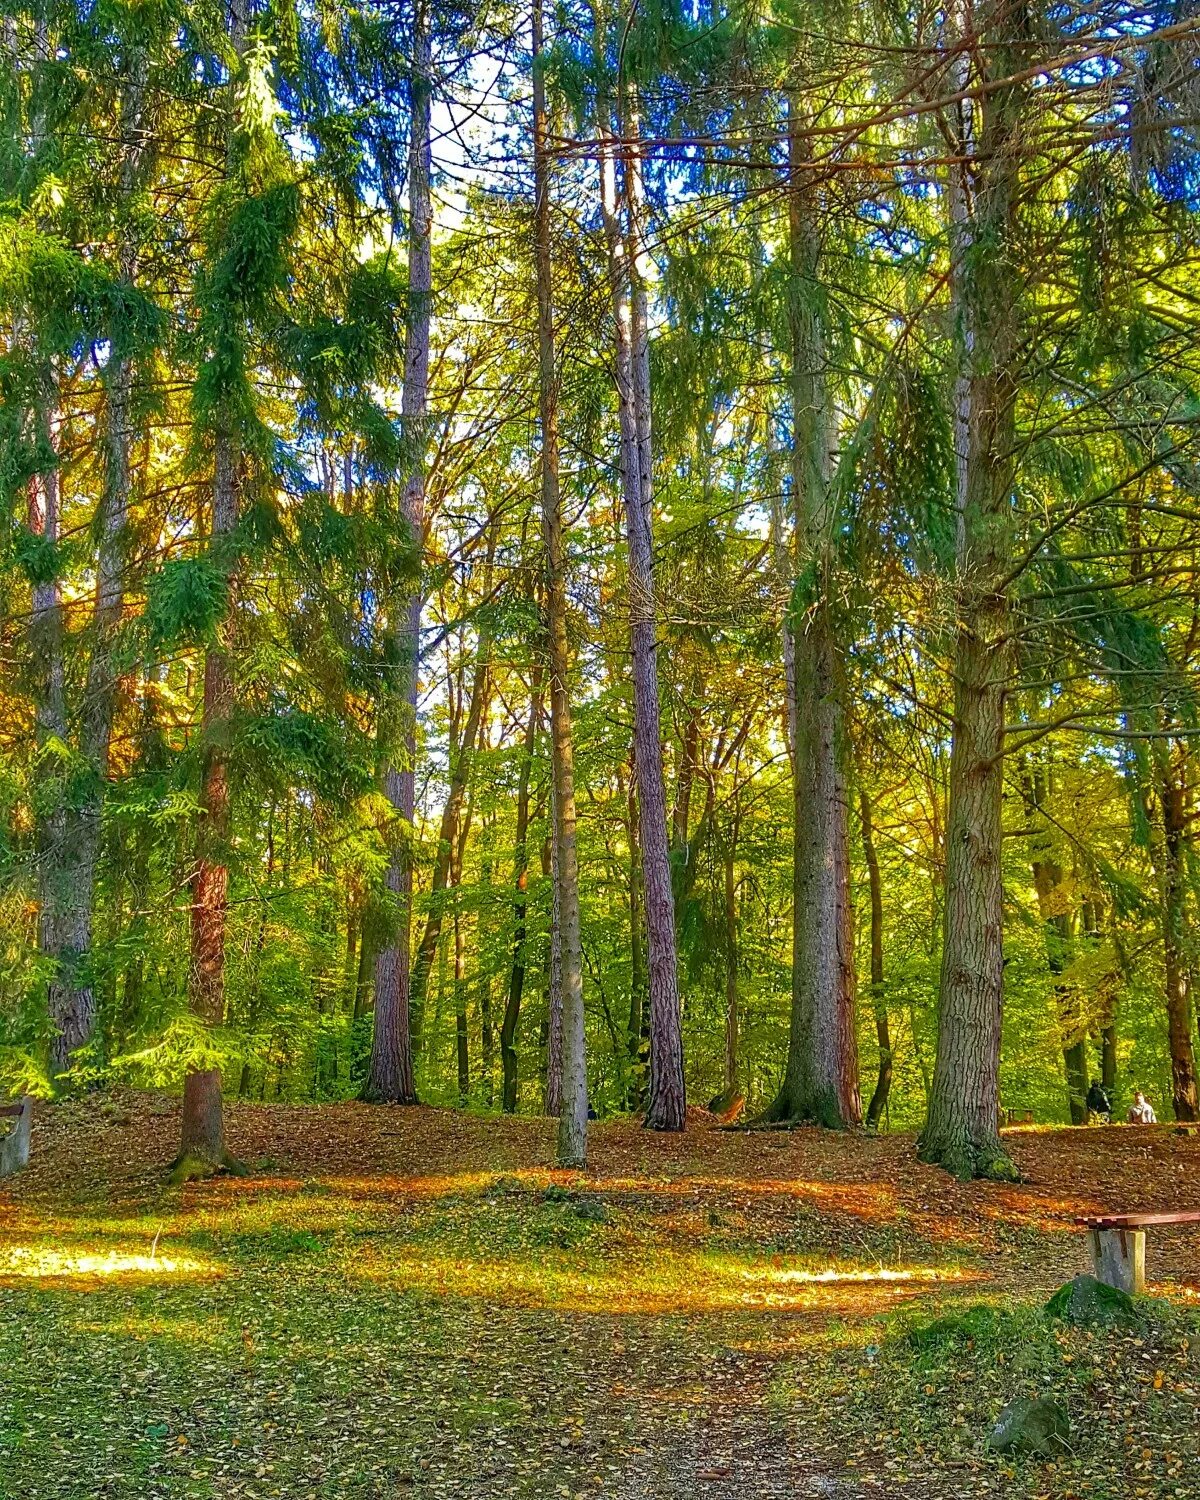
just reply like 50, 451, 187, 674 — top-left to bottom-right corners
2, 1100, 1198, 1500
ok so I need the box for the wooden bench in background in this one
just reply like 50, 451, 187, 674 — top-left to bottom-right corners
1077, 1210, 1200, 1294
0, 1096, 30, 1179
1002, 1107, 1034, 1126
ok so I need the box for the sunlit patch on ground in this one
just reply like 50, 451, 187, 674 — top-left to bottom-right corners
0, 1242, 215, 1281
738, 1264, 966, 1285
348, 1241, 976, 1316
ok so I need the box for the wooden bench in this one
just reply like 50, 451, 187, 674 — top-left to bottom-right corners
1076, 1211, 1200, 1294
0, 1097, 31, 1178
1002, 1107, 1034, 1126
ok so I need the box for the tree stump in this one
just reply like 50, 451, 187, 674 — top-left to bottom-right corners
1087, 1225, 1145, 1295
0, 1097, 31, 1178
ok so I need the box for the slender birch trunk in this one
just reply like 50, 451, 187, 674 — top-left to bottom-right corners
920, 4, 1025, 1179
365, 0, 431, 1104
534, 0, 587, 1162
765, 95, 860, 1128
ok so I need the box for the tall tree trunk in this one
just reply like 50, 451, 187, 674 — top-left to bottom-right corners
23, 12, 71, 1075
178, 435, 237, 1175
1156, 744, 1198, 1121
31, 394, 69, 1065
1020, 759, 1085, 1122
919, 5, 1024, 1180
860, 788, 892, 1129
624, 772, 646, 1106
501, 669, 543, 1112
453, 867, 469, 1101
176, 0, 249, 1178
47, 44, 150, 1076
722, 826, 739, 1098
407, 602, 492, 1041
766, 95, 860, 1128
365, 0, 431, 1105
769, 435, 797, 767
619, 77, 686, 1132
534, 0, 586, 1161
545, 816, 565, 1117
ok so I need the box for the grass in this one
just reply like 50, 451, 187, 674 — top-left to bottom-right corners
1, 1099, 1199, 1498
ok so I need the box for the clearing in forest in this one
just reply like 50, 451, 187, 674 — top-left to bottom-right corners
1, 1102, 1198, 1500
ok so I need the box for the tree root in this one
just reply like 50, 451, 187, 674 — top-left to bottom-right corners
358, 1087, 420, 1106
917, 1133, 1020, 1183
167, 1151, 249, 1186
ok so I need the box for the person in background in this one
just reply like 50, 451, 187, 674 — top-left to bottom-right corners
1086, 1078, 1111, 1123
1127, 1089, 1157, 1125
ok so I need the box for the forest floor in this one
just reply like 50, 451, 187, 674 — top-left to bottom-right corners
1, 1100, 1199, 1500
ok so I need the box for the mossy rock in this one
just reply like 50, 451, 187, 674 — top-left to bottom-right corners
905, 1303, 1001, 1351
1045, 1274, 1136, 1327
985, 1395, 1070, 1456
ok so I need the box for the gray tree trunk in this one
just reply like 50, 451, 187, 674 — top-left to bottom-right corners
407, 601, 493, 1040
765, 96, 860, 1128
860, 788, 892, 1129
365, 0, 432, 1105
919, 4, 1025, 1180
1153, 743, 1199, 1121
176, 0, 250, 1179
534, 0, 587, 1162
46, 44, 149, 1077
1020, 758, 1087, 1123
500, 667, 543, 1112
595, 29, 684, 1131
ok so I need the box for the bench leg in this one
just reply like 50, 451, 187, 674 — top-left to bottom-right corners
1088, 1227, 1145, 1295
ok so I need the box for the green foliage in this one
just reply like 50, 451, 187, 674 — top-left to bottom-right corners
142, 556, 230, 651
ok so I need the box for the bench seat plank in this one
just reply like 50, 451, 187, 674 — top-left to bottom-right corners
1077, 1211, 1200, 1231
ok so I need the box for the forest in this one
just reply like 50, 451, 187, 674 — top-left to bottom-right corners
5, 2, 1200, 1498
3, 0, 1200, 1189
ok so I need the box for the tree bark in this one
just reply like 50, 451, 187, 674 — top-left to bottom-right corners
860, 788, 892, 1129
722, 827, 739, 1098
1156, 745, 1198, 1121
545, 814, 565, 1117
596, 37, 684, 1130
31, 394, 71, 1068
46, 43, 149, 1076
177, 438, 237, 1176
919, 5, 1024, 1180
407, 595, 493, 1040
535, 0, 587, 1162
1020, 758, 1086, 1123
500, 669, 543, 1112
176, 0, 249, 1178
364, 0, 432, 1105
453, 858, 468, 1101
765, 95, 860, 1129
624, 770, 647, 1106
